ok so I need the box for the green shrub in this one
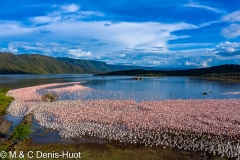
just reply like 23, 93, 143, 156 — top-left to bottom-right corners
41, 92, 58, 102
11, 123, 31, 140
0, 88, 14, 115
0, 88, 10, 94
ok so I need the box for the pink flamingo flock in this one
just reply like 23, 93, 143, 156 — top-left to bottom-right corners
7, 82, 240, 159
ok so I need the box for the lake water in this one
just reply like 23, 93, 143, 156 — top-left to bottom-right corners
1, 74, 240, 100
1, 74, 240, 143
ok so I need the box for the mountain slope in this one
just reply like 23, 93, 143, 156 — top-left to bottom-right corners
0, 53, 89, 74
57, 57, 157, 72
57, 57, 114, 72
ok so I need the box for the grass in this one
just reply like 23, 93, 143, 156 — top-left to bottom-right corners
15, 139, 214, 160
11, 123, 31, 140
0, 88, 14, 115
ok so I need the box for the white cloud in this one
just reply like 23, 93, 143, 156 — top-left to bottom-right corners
61, 11, 104, 22
31, 16, 61, 24
29, 5, 104, 24
168, 35, 190, 40
1, 4, 213, 67
4, 41, 95, 59
168, 43, 214, 49
67, 49, 91, 58
1, 43, 18, 53
185, 58, 212, 67
40, 21, 196, 53
215, 41, 240, 56
149, 60, 161, 65
199, 20, 221, 27
79, 11, 104, 17
221, 23, 240, 38
222, 10, 240, 22
8, 44, 18, 53
119, 54, 126, 57
201, 58, 212, 67
185, 61, 197, 66
61, 3, 80, 13
184, 3, 223, 13
0, 21, 35, 37
221, 11, 240, 38
0, 18, 201, 66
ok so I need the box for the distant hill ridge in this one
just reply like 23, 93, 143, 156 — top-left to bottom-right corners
56, 57, 157, 73
0, 52, 155, 74
0, 52, 88, 74
101, 64, 240, 76
1, 52, 239, 79
100, 64, 240, 81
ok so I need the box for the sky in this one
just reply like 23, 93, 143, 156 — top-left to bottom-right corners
1, 0, 240, 68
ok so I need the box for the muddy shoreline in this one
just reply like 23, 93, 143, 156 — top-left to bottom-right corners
0, 116, 12, 144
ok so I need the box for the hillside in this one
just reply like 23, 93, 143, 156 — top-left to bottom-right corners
57, 57, 157, 72
0, 52, 156, 74
0, 53, 89, 74
2, 52, 239, 80
57, 57, 114, 72
100, 64, 240, 81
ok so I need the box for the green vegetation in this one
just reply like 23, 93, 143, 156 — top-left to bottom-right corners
200, 72, 240, 82
0, 52, 153, 74
2, 52, 239, 79
0, 88, 14, 115
101, 64, 240, 82
136, 73, 167, 77
57, 57, 116, 73
11, 123, 31, 140
0, 52, 88, 74
9, 114, 32, 141
41, 92, 58, 102
57, 57, 154, 73
0, 114, 33, 159
15, 139, 221, 160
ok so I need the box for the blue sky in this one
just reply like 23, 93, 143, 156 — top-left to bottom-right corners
1, 0, 240, 68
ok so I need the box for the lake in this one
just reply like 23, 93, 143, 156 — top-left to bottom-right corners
2, 74, 240, 143
1, 74, 240, 100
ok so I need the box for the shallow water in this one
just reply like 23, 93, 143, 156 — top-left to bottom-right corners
31, 119, 108, 144
5, 114, 23, 136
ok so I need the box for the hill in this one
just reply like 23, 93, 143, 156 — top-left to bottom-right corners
0, 52, 157, 74
0, 52, 89, 74
99, 64, 240, 81
57, 57, 157, 73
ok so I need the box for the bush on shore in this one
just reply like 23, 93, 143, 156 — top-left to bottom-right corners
41, 92, 58, 102
0, 88, 14, 115
11, 123, 31, 140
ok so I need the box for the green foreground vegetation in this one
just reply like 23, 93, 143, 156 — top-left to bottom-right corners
0, 114, 32, 160
0, 88, 14, 115
15, 139, 225, 160
11, 123, 31, 141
